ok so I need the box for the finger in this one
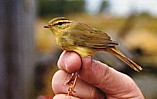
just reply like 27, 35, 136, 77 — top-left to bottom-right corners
53, 94, 79, 99
57, 52, 143, 98
52, 70, 105, 99
57, 51, 81, 73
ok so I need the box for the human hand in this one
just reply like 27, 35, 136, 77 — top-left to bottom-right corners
52, 51, 144, 99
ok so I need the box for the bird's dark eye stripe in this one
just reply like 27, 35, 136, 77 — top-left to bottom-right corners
58, 22, 63, 25
53, 22, 70, 26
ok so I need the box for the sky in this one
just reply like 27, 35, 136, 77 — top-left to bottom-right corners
85, 0, 157, 16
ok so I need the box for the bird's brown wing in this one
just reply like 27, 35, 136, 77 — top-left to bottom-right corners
69, 23, 118, 49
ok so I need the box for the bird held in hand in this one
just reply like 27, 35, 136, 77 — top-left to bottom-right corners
44, 17, 142, 95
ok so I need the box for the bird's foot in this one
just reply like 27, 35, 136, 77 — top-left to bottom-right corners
65, 72, 78, 96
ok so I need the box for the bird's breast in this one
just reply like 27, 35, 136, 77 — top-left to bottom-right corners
55, 36, 94, 57
55, 36, 73, 49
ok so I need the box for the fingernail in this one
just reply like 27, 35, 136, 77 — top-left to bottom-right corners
65, 61, 68, 71
64, 53, 73, 70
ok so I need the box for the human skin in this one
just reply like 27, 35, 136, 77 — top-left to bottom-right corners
52, 51, 144, 99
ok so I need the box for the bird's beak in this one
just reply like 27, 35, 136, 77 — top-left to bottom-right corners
44, 24, 51, 28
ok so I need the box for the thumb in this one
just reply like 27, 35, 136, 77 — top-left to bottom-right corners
80, 57, 143, 98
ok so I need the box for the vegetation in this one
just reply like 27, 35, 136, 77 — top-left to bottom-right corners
37, 0, 85, 17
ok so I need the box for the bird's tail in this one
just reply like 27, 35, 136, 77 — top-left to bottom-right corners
107, 48, 142, 72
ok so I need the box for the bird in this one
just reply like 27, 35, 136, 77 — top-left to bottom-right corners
44, 17, 142, 95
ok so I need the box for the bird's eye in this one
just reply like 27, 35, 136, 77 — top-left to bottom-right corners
58, 22, 63, 26
53, 21, 70, 26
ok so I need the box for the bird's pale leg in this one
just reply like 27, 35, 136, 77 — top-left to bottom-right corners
65, 72, 79, 96
65, 73, 76, 85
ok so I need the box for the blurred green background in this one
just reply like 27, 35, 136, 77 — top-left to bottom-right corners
1, 0, 157, 99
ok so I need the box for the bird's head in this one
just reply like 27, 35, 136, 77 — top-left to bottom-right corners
44, 17, 73, 35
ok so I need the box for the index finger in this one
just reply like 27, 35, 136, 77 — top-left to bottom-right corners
57, 51, 82, 73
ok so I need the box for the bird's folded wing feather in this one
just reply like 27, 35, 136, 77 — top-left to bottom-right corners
68, 23, 118, 49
